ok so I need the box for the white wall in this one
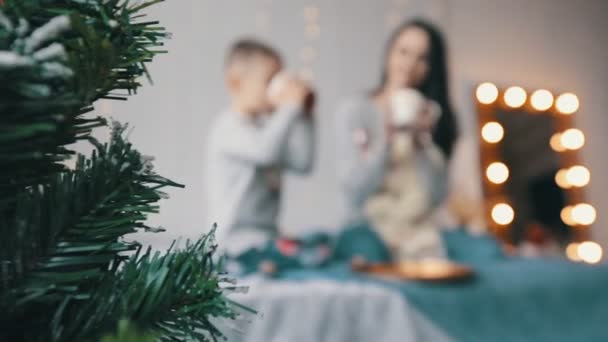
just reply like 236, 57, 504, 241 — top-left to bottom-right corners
93, 0, 608, 249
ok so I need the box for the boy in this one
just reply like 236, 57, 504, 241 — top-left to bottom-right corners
206, 39, 315, 267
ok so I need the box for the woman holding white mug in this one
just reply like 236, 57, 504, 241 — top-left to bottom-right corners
335, 19, 459, 260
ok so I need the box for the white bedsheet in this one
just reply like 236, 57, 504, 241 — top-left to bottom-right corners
220, 278, 452, 342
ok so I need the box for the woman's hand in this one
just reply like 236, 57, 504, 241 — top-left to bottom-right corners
413, 101, 439, 133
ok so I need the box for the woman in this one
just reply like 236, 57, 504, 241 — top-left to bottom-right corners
335, 19, 458, 259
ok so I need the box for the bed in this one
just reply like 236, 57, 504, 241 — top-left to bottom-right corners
221, 231, 608, 342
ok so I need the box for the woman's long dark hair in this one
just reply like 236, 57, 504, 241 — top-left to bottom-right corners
376, 19, 458, 159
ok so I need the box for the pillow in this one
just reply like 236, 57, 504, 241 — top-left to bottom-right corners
441, 228, 504, 263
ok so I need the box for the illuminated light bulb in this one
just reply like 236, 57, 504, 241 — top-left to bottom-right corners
298, 68, 314, 82
305, 24, 321, 39
300, 47, 316, 63
571, 203, 596, 226
491, 203, 514, 225
566, 243, 581, 262
566, 165, 590, 187
503, 86, 527, 108
481, 122, 504, 143
555, 93, 579, 115
303, 6, 320, 21
550, 133, 566, 152
560, 128, 585, 150
530, 89, 554, 111
555, 169, 572, 189
561, 206, 576, 226
476, 83, 499, 104
577, 241, 603, 264
486, 162, 509, 184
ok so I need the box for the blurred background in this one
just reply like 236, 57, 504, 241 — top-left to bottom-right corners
89, 0, 608, 253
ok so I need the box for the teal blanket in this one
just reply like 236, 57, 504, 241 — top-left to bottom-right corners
276, 229, 608, 342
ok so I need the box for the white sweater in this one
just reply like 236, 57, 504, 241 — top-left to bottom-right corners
206, 105, 314, 254
335, 96, 447, 259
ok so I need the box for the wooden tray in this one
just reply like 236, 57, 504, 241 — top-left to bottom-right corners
353, 259, 474, 282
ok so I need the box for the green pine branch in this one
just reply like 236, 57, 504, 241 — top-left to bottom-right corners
0, 0, 171, 198
2, 121, 246, 342
0, 122, 186, 340
63, 233, 245, 342
1, 1, 246, 341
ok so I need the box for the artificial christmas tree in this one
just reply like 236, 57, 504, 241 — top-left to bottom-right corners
0, 1, 244, 341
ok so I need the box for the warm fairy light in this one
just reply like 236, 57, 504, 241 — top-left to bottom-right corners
476, 83, 499, 104
566, 243, 581, 262
300, 4, 319, 82
300, 46, 317, 63
303, 6, 320, 21
571, 203, 596, 226
503, 86, 527, 108
550, 133, 566, 152
577, 241, 603, 264
486, 162, 509, 184
561, 206, 576, 226
530, 89, 554, 111
481, 122, 504, 143
555, 93, 579, 115
555, 169, 572, 189
560, 129, 585, 150
298, 68, 314, 82
305, 24, 321, 39
566, 165, 590, 187
491, 203, 514, 225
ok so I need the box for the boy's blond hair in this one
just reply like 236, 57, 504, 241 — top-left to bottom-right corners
225, 38, 281, 70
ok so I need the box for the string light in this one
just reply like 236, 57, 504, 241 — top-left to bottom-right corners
555, 93, 579, 115
555, 169, 572, 189
571, 203, 596, 226
503, 86, 527, 108
565, 165, 590, 187
491, 203, 514, 225
300, 4, 320, 82
530, 89, 554, 111
298, 68, 314, 82
561, 206, 576, 226
303, 6, 320, 21
486, 162, 509, 184
474, 84, 591, 239
476, 83, 499, 105
568, 242, 604, 264
560, 128, 585, 150
305, 24, 321, 39
577, 241, 603, 264
550, 133, 566, 152
300, 46, 317, 63
481, 121, 504, 143
566, 242, 581, 261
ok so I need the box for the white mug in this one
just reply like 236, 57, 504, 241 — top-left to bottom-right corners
390, 88, 425, 127
267, 72, 290, 102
